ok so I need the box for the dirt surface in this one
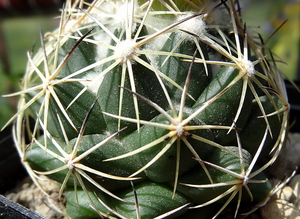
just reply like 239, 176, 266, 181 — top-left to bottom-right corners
5, 176, 65, 219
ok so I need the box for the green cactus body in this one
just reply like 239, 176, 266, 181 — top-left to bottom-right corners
3, 0, 289, 218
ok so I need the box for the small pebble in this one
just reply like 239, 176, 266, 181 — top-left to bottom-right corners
276, 186, 297, 203
260, 199, 300, 219
289, 174, 300, 207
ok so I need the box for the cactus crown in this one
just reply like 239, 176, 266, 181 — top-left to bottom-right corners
3, 0, 289, 218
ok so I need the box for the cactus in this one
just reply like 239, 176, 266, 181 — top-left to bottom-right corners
3, 0, 289, 218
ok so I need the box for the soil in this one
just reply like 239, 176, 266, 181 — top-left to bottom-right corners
5, 176, 64, 219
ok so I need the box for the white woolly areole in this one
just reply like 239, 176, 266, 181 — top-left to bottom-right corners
88, 1, 138, 30
240, 59, 255, 77
67, 159, 74, 170
79, 71, 104, 94
204, 1, 230, 26
177, 14, 207, 40
65, 19, 77, 32
176, 123, 185, 137
113, 1, 138, 30
114, 39, 138, 63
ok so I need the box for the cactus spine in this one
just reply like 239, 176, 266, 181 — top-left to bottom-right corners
3, 0, 289, 218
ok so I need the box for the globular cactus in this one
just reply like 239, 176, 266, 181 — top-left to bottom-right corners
3, 0, 289, 218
